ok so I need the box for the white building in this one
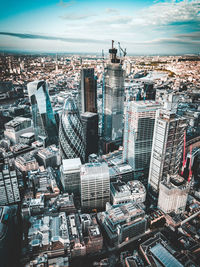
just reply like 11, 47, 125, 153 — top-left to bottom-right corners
81, 162, 110, 210
148, 98, 187, 195
158, 175, 189, 214
123, 101, 161, 172
111, 180, 146, 205
60, 158, 82, 195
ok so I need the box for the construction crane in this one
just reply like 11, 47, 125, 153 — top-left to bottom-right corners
102, 49, 105, 137
118, 42, 127, 58
181, 131, 187, 176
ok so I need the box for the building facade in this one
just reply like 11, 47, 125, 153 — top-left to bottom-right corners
158, 175, 189, 214
79, 68, 97, 114
59, 97, 85, 163
81, 112, 98, 162
102, 44, 124, 143
27, 80, 58, 146
148, 108, 187, 195
81, 162, 110, 210
60, 158, 82, 195
123, 101, 161, 172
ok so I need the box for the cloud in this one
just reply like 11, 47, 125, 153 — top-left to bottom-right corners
105, 8, 120, 14
132, 0, 200, 27
175, 31, 200, 40
0, 32, 106, 44
60, 13, 96, 20
57, 0, 75, 8
93, 16, 132, 25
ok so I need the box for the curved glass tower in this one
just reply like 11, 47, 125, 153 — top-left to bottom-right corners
59, 97, 85, 163
28, 80, 58, 146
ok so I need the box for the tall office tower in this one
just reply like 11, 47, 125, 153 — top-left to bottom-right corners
0, 164, 20, 205
123, 101, 161, 177
60, 158, 81, 195
59, 97, 85, 163
102, 41, 124, 144
158, 175, 189, 214
27, 80, 58, 146
81, 112, 98, 162
148, 95, 187, 196
79, 68, 97, 114
81, 162, 110, 211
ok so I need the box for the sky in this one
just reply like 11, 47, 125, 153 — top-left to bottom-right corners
0, 0, 200, 55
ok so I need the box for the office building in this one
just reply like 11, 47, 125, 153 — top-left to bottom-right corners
60, 158, 82, 195
4, 117, 33, 144
123, 101, 161, 173
81, 162, 110, 210
81, 112, 98, 161
15, 153, 39, 174
59, 97, 85, 163
158, 175, 189, 214
19, 132, 35, 145
79, 68, 97, 113
37, 145, 60, 168
0, 164, 20, 205
148, 95, 187, 195
111, 180, 146, 205
27, 80, 58, 146
102, 42, 124, 143
98, 202, 147, 246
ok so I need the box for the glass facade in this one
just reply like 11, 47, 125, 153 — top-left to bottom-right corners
27, 80, 58, 146
59, 97, 85, 163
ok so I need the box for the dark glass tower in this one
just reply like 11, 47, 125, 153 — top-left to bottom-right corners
59, 97, 85, 163
81, 112, 98, 161
27, 80, 58, 146
79, 68, 97, 114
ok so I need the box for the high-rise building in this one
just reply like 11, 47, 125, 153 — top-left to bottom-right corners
158, 175, 189, 214
0, 164, 21, 205
123, 101, 161, 174
81, 162, 110, 210
102, 42, 124, 143
60, 158, 82, 195
79, 68, 97, 114
27, 80, 58, 146
148, 95, 187, 195
81, 112, 98, 161
59, 97, 85, 163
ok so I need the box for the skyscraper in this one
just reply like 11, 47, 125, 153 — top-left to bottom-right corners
59, 97, 85, 163
81, 112, 98, 162
79, 68, 97, 114
102, 42, 124, 144
123, 101, 161, 177
27, 80, 58, 146
148, 95, 187, 196
81, 162, 110, 210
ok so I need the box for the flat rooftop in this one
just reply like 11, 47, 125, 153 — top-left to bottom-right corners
62, 158, 81, 171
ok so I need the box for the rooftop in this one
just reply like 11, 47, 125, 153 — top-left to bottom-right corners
62, 158, 81, 171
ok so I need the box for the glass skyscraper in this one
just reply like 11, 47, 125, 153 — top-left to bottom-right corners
27, 80, 58, 146
59, 97, 85, 163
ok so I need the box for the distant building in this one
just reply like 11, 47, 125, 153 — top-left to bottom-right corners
102, 42, 124, 143
0, 164, 20, 205
79, 68, 97, 113
148, 95, 187, 195
81, 112, 98, 161
81, 162, 110, 211
27, 80, 58, 146
59, 97, 85, 163
98, 202, 147, 246
123, 101, 160, 175
60, 158, 82, 195
111, 180, 146, 205
4, 117, 33, 144
158, 175, 189, 214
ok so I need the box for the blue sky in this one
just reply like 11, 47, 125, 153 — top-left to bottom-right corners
0, 0, 200, 54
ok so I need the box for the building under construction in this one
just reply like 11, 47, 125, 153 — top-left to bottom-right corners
102, 41, 124, 151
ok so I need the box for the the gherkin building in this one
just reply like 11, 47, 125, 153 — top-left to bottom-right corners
59, 97, 85, 163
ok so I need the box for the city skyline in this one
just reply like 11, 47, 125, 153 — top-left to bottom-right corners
0, 0, 200, 54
